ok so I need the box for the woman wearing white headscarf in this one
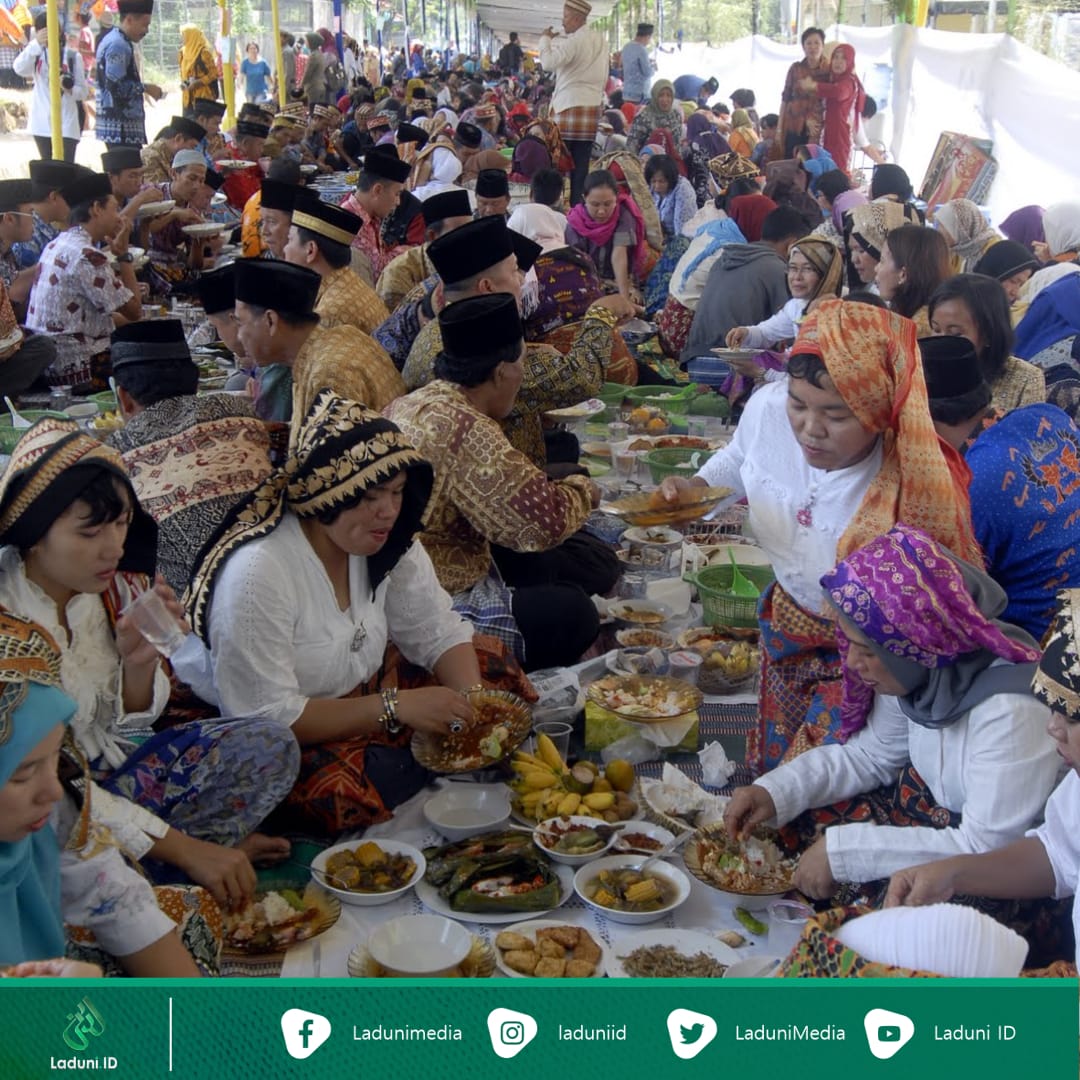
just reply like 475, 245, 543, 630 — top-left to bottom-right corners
933, 198, 999, 274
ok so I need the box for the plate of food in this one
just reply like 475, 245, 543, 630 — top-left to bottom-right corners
215, 158, 257, 170
348, 933, 496, 978
222, 882, 340, 954
532, 814, 619, 865
610, 820, 675, 856
607, 600, 673, 628
607, 928, 740, 978
544, 398, 605, 422
310, 839, 425, 906
410, 688, 531, 774
181, 222, 227, 238
580, 441, 611, 459
494, 920, 608, 978
614, 628, 675, 649
709, 347, 759, 361
300, 163, 320, 174
417, 830, 574, 923
574, 854, 691, 924
136, 199, 175, 218
639, 764, 729, 833
604, 486, 733, 527
585, 674, 703, 722
683, 824, 797, 910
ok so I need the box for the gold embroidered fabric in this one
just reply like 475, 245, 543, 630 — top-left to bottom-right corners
315, 265, 389, 335
401, 304, 617, 466
991, 355, 1047, 412
289, 325, 406, 450
376, 245, 434, 313
387, 381, 594, 593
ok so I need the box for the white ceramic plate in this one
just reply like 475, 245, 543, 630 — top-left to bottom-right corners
414, 863, 574, 924
723, 954, 784, 978
310, 840, 426, 907
607, 929, 741, 978
215, 158, 256, 170
609, 820, 675, 856
545, 398, 605, 422
136, 199, 175, 217
182, 223, 227, 238
493, 919, 611, 978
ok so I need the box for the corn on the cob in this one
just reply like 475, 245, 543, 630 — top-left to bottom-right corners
592, 888, 618, 907
624, 878, 662, 904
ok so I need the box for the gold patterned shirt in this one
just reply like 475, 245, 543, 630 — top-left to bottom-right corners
401, 303, 618, 465
386, 381, 594, 593
289, 324, 406, 449
990, 355, 1046, 413
376, 245, 435, 313
140, 139, 174, 186
315, 265, 389, 335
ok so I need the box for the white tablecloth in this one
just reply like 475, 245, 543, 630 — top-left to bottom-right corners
280, 778, 777, 978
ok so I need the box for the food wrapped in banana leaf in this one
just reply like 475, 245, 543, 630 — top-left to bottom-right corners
423, 831, 562, 914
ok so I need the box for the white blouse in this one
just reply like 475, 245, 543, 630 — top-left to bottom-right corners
1030, 770, 1080, 967
0, 547, 171, 769
697, 380, 882, 615
55, 784, 175, 958
173, 513, 476, 727
756, 676, 1062, 883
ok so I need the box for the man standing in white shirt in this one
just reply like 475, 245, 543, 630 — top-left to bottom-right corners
539, 0, 607, 206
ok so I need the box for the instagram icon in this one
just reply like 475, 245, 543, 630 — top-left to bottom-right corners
487, 1008, 538, 1059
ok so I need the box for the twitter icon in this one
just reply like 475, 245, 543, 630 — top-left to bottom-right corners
666, 1008, 718, 1060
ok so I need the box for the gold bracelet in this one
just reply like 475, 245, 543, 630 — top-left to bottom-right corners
378, 687, 401, 734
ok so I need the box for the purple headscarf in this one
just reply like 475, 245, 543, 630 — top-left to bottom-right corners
831, 187, 868, 234
999, 205, 1045, 253
822, 524, 1041, 736
509, 136, 551, 181
685, 111, 730, 158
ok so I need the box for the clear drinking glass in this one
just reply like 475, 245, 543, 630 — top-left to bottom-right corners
532, 720, 573, 761
121, 589, 187, 657
766, 899, 814, 959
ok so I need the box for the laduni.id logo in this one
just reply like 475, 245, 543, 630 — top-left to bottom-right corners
281, 1008, 332, 1060
864, 1008, 915, 1060
666, 1008, 718, 1060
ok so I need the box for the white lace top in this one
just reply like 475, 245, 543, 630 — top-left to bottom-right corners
696, 380, 883, 615
172, 513, 476, 727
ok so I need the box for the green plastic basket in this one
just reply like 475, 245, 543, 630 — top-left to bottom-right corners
598, 382, 630, 422
644, 446, 716, 483
90, 391, 118, 412
685, 564, 776, 628
0, 410, 69, 454
624, 384, 699, 415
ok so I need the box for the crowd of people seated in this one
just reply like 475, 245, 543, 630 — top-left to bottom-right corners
1, 1, 1079, 981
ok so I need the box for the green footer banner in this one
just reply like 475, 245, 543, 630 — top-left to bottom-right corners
1, 980, 1077, 1079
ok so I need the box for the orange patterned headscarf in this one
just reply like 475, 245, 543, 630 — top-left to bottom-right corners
792, 299, 983, 568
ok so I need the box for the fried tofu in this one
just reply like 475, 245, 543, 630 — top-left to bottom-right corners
534, 956, 567, 978
537, 925, 580, 950
565, 958, 596, 978
495, 931, 532, 951
502, 949, 539, 975
538, 937, 566, 959
572, 929, 602, 966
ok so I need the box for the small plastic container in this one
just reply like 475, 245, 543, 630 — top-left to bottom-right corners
121, 589, 187, 657
667, 649, 703, 685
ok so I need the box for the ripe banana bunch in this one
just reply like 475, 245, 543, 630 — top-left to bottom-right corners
509, 734, 629, 823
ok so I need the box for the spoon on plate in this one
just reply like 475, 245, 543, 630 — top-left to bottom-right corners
4, 396, 30, 429
627, 829, 694, 874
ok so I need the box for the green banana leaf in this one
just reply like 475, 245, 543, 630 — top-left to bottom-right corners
448, 866, 562, 914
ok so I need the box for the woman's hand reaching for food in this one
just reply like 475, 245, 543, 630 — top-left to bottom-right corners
658, 474, 706, 504
397, 687, 474, 735
723, 783, 777, 841
725, 326, 749, 348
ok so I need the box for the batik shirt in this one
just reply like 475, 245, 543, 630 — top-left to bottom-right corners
96, 27, 147, 145
401, 304, 617, 465
140, 139, 175, 186
314, 265, 389, 335
339, 194, 407, 280
12, 210, 58, 270
0, 247, 19, 287
387, 381, 594, 594
289, 324, 406, 449
376, 244, 435, 314
25, 225, 133, 383
373, 278, 436, 371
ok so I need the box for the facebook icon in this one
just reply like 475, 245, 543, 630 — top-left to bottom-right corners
281, 1008, 332, 1060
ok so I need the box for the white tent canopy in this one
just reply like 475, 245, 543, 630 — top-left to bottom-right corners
477, 1, 617, 45
654, 25, 1080, 221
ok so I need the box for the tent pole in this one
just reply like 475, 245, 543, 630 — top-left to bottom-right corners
46, 0, 62, 160
218, 0, 236, 130
270, 0, 287, 108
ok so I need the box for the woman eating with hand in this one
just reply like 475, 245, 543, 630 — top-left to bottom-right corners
660, 299, 981, 771
723, 525, 1060, 907
886, 589, 1080, 974
178, 392, 487, 837
0, 417, 295, 913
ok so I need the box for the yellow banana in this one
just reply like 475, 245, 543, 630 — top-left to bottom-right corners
556, 792, 581, 816
520, 790, 547, 807
512, 750, 547, 769
521, 770, 559, 790
582, 791, 615, 811
535, 732, 567, 773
